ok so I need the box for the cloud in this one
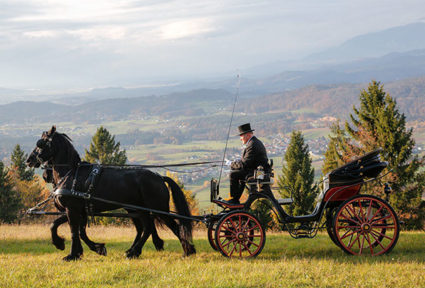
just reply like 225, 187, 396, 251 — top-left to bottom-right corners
158, 18, 215, 40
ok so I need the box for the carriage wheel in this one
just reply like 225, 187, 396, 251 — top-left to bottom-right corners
207, 222, 218, 251
326, 207, 340, 247
215, 211, 266, 258
333, 195, 399, 256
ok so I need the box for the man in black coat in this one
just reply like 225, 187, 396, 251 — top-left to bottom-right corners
224, 123, 269, 205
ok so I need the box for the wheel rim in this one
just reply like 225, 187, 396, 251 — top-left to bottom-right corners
207, 223, 218, 251
334, 196, 399, 256
216, 212, 265, 258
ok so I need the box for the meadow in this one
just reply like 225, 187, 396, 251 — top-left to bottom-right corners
0, 225, 423, 288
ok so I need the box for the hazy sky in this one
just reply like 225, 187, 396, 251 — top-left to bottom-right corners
1, 0, 424, 91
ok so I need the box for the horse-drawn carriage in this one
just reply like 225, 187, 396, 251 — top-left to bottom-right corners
27, 127, 399, 259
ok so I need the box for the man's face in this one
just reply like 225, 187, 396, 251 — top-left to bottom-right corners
240, 132, 252, 144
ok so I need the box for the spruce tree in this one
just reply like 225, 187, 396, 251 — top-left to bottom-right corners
10, 144, 34, 181
323, 80, 424, 228
84, 126, 127, 165
0, 161, 21, 223
277, 131, 318, 216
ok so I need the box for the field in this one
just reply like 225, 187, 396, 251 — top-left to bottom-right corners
0, 225, 424, 288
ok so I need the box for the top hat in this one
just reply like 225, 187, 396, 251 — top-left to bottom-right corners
237, 123, 255, 136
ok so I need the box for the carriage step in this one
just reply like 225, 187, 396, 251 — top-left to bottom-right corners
277, 198, 293, 205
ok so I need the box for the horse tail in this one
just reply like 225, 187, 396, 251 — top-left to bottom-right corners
162, 176, 194, 241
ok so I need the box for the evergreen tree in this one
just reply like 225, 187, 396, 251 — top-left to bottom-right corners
10, 144, 34, 181
0, 161, 21, 223
277, 131, 319, 216
322, 121, 351, 175
84, 126, 127, 165
323, 80, 424, 228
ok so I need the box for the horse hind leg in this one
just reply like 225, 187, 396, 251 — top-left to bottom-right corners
126, 214, 153, 259
159, 215, 196, 257
50, 215, 68, 250
151, 219, 164, 251
79, 214, 106, 256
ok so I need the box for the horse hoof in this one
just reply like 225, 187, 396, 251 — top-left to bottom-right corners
125, 250, 140, 259
53, 238, 65, 251
154, 240, 164, 251
185, 245, 196, 257
62, 254, 81, 261
96, 244, 107, 256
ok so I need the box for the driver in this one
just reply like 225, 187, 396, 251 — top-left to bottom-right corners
222, 123, 269, 205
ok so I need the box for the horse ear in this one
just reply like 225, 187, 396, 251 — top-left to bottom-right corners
49, 125, 56, 135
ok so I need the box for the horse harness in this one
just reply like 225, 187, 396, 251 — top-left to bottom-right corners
54, 163, 103, 223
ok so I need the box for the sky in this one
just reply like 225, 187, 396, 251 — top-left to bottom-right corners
1, 0, 425, 92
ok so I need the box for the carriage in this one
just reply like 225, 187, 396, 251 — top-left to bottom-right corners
205, 148, 400, 257
27, 127, 399, 259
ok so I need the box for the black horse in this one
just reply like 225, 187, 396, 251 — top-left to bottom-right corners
37, 165, 164, 256
27, 126, 195, 261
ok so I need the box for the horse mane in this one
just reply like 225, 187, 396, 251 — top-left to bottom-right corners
55, 132, 81, 165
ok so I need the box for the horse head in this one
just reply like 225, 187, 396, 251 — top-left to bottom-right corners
26, 126, 81, 171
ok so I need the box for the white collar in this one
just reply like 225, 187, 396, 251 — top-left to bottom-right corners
242, 135, 254, 148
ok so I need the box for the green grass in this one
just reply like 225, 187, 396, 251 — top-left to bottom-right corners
0, 225, 424, 288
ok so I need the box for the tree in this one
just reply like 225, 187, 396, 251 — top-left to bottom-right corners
84, 126, 127, 165
0, 161, 21, 223
323, 80, 425, 228
277, 131, 319, 216
10, 144, 34, 181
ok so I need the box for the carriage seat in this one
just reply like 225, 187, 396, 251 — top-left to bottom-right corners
245, 159, 274, 186
212, 198, 244, 209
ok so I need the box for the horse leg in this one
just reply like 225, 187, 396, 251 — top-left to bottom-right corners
50, 215, 67, 250
63, 208, 84, 261
126, 217, 143, 256
159, 215, 196, 256
151, 218, 164, 251
79, 214, 107, 256
126, 214, 153, 259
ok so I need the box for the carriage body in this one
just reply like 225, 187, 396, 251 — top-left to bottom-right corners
209, 148, 400, 258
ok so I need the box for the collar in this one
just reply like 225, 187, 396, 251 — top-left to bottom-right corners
242, 135, 254, 148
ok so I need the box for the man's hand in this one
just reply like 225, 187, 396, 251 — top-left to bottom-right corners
231, 161, 242, 170
225, 159, 232, 166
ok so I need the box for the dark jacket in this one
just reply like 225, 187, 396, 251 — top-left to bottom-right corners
232, 136, 268, 173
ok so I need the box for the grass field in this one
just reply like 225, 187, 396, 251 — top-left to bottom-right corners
0, 225, 424, 288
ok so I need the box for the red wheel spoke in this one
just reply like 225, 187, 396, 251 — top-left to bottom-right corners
370, 229, 393, 240
370, 214, 392, 224
369, 204, 384, 223
239, 242, 242, 257
220, 224, 237, 235
340, 230, 356, 240
366, 199, 373, 221
246, 239, 260, 248
339, 213, 361, 226
365, 233, 375, 255
242, 243, 254, 256
229, 218, 238, 231
346, 204, 363, 224
369, 232, 386, 250
245, 224, 260, 233
348, 232, 361, 250
358, 199, 366, 222
372, 224, 395, 229
359, 234, 366, 255
228, 242, 237, 257
337, 225, 360, 229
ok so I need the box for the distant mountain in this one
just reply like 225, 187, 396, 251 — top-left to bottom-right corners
306, 22, 425, 65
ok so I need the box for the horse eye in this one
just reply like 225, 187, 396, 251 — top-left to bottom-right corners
36, 139, 46, 148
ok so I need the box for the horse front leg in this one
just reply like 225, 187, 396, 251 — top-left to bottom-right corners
50, 215, 68, 250
63, 208, 84, 261
79, 214, 106, 256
